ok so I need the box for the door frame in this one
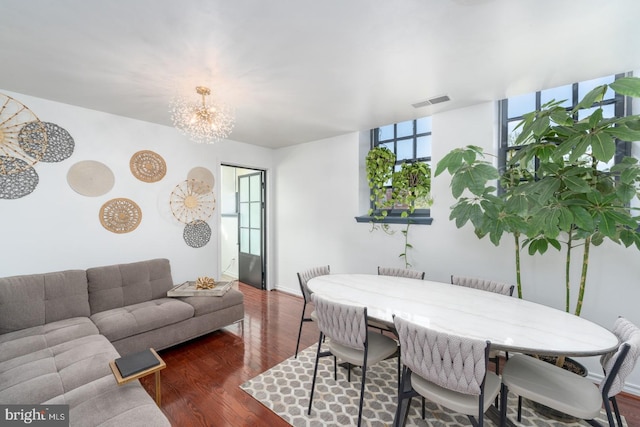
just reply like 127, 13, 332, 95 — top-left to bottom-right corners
220, 163, 268, 290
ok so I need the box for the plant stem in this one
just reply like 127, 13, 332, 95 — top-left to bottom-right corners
574, 235, 591, 317
565, 232, 572, 313
514, 232, 522, 299
402, 222, 411, 268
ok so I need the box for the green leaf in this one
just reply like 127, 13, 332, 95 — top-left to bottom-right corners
610, 76, 640, 98
605, 125, 640, 142
573, 85, 607, 112
588, 132, 616, 162
563, 175, 591, 193
616, 182, 637, 203
435, 149, 464, 176
570, 205, 595, 231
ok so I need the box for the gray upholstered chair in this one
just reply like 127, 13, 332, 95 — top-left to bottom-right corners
450, 275, 514, 296
308, 293, 399, 427
393, 315, 501, 427
500, 317, 640, 427
294, 265, 330, 358
451, 274, 514, 378
378, 266, 425, 280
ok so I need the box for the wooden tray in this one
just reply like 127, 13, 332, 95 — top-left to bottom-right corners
167, 280, 233, 297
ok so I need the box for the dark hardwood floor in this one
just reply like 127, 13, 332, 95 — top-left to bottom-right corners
141, 282, 640, 427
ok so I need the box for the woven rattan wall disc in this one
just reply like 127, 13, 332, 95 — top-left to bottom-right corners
187, 166, 215, 189
169, 179, 216, 224
130, 150, 166, 183
0, 93, 47, 175
0, 157, 39, 199
183, 220, 212, 248
99, 198, 142, 233
67, 160, 115, 197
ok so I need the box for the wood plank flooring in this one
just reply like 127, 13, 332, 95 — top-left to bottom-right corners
140, 282, 640, 427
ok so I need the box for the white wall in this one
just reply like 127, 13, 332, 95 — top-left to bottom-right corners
272, 101, 640, 395
0, 90, 273, 286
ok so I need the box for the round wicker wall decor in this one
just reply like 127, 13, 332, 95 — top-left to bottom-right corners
0, 157, 39, 199
183, 220, 212, 248
0, 93, 47, 175
130, 150, 166, 183
169, 179, 216, 224
99, 198, 142, 234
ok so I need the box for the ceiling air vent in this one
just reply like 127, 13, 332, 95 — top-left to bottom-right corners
412, 95, 451, 108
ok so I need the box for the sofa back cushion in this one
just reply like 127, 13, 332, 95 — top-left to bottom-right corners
86, 258, 174, 314
0, 270, 90, 335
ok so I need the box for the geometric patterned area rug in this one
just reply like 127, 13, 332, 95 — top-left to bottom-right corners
240, 343, 626, 427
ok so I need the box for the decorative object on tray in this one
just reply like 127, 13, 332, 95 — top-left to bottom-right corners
167, 280, 234, 297
20, 121, 74, 162
67, 160, 115, 196
169, 178, 216, 223
99, 197, 142, 233
0, 93, 47, 175
195, 276, 216, 289
187, 166, 215, 189
0, 157, 39, 199
183, 219, 211, 248
130, 150, 166, 183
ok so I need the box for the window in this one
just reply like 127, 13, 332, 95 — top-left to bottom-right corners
499, 73, 628, 176
355, 117, 433, 224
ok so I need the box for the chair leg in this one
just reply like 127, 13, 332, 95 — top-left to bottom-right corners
295, 302, 307, 358
610, 396, 624, 427
308, 332, 324, 415
499, 383, 509, 427
333, 356, 337, 381
517, 395, 523, 422
357, 362, 367, 427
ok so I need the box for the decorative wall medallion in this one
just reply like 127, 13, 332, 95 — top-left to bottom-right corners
0, 157, 39, 199
130, 150, 166, 183
183, 220, 212, 248
19, 122, 74, 162
169, 179, 216, 224
67, 160, 115, 197
0, 93, 47, 175
187, 166, 215, 189
99, 198, 142, 234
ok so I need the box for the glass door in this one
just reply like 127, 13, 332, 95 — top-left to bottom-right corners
238, 171, 265, 289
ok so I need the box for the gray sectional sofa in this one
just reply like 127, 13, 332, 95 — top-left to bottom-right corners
0, 258, 244, 426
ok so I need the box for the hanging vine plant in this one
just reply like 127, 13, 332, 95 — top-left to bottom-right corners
365, 146, 432, 268
365, 146, 396, 218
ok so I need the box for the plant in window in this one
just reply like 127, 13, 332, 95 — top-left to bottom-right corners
365, 147, 432, 267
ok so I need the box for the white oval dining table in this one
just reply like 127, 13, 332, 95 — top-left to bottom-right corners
307, 273, 618, 357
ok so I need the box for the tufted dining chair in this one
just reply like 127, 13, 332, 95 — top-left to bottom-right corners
294, 265, 330, 358
308, 293, 399, 427
393, 315, 501, 427
500, 317, 640, 427
378, 266, 425, 280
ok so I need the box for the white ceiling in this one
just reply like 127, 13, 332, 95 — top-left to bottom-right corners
2, 0, 640, 148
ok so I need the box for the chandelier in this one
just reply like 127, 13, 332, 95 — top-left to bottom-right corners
170, 86, 235, 144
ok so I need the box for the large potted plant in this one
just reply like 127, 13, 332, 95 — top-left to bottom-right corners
436, 76, 640, 313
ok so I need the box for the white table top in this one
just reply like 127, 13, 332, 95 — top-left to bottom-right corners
307, 274, 619, 357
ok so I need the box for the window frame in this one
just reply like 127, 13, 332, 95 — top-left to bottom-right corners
355, 118, 433, 225
498, 73, 629, 181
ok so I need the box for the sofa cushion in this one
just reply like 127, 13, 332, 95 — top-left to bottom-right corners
0, 334, 118, 404
0, 270, 90, 334
87, 258, 174, 314
177, 288, 244, 316
0, 317, 99, 363
90, 298, 195, 342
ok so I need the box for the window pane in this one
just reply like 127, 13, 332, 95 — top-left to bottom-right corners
541, 84, 572, 108
416, 117, 432, 134
378, 124, 394, 141
396, 138, 413, 161
239, 176, 249, 202
240, 202, 249, 227
240, 228, 249, 253
507, 120, 523, 147
577, 104, 615, 121
249, 174, 260, 201
508, 92, 536, 118
416, 135, 432, 158
579, 75, 615, 100
250, 229, 261, 256
397, 120, 413, 138
380, 141, 394, 152
250, 201, 260, 228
